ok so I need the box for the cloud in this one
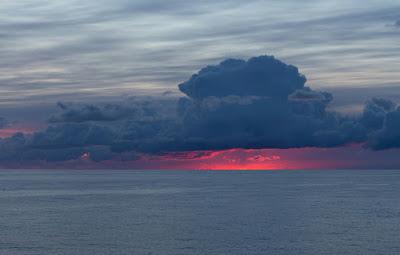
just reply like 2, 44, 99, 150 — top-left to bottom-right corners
0, 97, 179, 162
0, 117, 8, 129
31, 123, 115, 149
367, 104, 400, 150
360, 98, 396, 131
347, 97, 400, 150
0, 133, 27, 161
0, 123, 117, 162
0, 55, 399, 164
49, 99, 162, 123
179, 56, 306, 100
396, 20, 400, 27
176, 56, 366, 151
1, 1, 400, 107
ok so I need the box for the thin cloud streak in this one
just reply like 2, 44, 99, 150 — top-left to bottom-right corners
0, 0, 399, 106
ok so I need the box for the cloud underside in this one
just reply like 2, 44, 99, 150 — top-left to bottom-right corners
0, 55, 400, 163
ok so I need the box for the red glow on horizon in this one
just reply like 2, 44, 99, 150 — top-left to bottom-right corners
139, 148, 294, 170
134, 147, 366, 170
0, 122, 46, 138
196, 162, 287, 171
0, 127, 35, 138
1, 143, 398, 170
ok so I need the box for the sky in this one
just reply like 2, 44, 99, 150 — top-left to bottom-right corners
0, 0, 400, 169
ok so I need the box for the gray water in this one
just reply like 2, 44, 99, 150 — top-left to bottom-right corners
1, 170, 400, 255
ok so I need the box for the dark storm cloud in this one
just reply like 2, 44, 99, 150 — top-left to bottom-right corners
0, 97, 178, 162
175, 56, 367, 151
0, 56, 354, 161
0, 123, 117, 162
360, 98, 396, 131
0, 117, 8, 129
31, 123, 115, 149
368, 109, 400, 150
0, 133, 27, 161
365, 100, 400, 150
178, 56, 306, 99
49, 99, 163, 123
0, 55, 399, 164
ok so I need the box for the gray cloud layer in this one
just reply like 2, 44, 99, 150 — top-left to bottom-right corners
0, 0, 400, 106
1, 55, 399, 163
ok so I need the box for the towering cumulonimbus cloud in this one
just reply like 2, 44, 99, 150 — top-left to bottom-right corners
178, 56, 306, 99
176, 56, 364, 150
0, 55, 398, 163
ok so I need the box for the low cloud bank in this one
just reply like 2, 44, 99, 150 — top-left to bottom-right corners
0, 55, 399, 163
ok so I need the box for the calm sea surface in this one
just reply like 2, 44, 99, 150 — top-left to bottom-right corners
1, 169, 400, 255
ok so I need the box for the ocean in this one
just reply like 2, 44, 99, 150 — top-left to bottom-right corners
1, 169, 400, 255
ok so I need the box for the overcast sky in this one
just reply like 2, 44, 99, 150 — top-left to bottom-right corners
1, 0, 400, 169
1, 0, 399, 107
